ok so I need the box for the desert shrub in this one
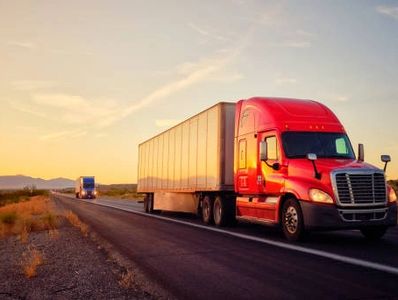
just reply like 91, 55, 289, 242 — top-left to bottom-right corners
21, 246, 43, 278
0, 189, 48, 207
65, 211, 89, 237
0, 195, 59, 239
40, 213, 59, 230
0, 211, 17, 224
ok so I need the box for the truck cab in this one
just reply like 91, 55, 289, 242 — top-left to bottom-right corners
75, 176, 97, 199
234, 97, 397, 240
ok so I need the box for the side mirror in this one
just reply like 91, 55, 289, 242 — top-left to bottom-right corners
358, 143, 364, 162
307, 153, 321, 180
381, 155, 391, 172
381, 155, 391, 163
259, 141, 267, 161
307, 153, 317, 161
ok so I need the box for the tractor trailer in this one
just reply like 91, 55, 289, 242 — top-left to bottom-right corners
137, 97, 397, 240
75, 176, 97, 199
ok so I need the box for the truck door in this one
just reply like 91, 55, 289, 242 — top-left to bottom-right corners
260, 132, 285, 196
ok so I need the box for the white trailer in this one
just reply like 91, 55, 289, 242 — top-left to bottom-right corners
137, 102, 235, 215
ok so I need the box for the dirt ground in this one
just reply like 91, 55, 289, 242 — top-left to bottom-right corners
0, 200, 159, 300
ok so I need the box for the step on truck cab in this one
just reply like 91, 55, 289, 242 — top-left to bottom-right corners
75, 176, 97, 199
137, 97, 397, 241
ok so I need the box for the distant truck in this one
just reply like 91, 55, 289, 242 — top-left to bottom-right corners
75, 176, 97, 199
137, 97, 397, 241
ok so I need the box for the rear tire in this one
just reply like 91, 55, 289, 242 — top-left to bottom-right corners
360, 226, 388, 240
202, 195, 214, 225
281, 198, 305, 241
144, 194, 153, 213
213, 195, 235, 227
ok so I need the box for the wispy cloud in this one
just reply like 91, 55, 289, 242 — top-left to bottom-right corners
296, 30, 316, 38
97, 33, 251, 128
11, 80, 55, 91
323, 95, 350, 103
276, 41, 312, 48
11, 94, 119, 130
188, 22, 229, 41
31, 94, 118, 125
271, 29, 315, 49
11, 9, 268, 132
377, 5, 398, 20
188, 23, 210, 36
274, 77, 297, 85
10, 102, 48, 118
32, 94, 87, 109
155, 119, 181, 128
210, 72, 244, 83
7, 41, 36, 49
39, 130, 87, 141
335, 96, 350, 102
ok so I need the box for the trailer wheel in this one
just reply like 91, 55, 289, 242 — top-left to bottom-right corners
202, 195, 214, 224
213, 196, 229, 227
144, 194, 153, 213
281, 198, 305, 241
360, 226, 388, 240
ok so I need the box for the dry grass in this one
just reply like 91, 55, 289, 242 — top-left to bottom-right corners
20, 225, 30, 244
0, 196, 59, 240
21, 246, 44, 278
119, 270, 135, 288
65, 211, 89, 237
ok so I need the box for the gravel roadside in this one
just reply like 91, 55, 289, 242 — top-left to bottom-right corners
0, 198, 161, 300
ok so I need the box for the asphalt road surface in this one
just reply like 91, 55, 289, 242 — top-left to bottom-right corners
53, 193, 398, 300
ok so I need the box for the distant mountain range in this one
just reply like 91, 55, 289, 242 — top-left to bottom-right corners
0, 175, 75, 190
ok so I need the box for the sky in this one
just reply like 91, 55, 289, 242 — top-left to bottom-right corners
1, 0, 398, 184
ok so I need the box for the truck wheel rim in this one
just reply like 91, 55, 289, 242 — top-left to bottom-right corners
284, 206, 298, 234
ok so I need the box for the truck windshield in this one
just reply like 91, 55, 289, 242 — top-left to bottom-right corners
83, 180, 95, 189
282, 132, 355, 159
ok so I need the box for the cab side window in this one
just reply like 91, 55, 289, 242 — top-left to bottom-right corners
265, 136, 278, 160
239, 139, 247, 169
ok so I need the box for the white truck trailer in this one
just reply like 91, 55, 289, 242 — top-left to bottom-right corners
137, 102, 235, 216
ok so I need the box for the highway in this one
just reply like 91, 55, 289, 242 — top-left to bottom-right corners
53, 193, 398, 300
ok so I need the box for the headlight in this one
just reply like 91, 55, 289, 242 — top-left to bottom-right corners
81, 190, 86, 195
388, 185, 397, 203
94, 190, 97, 195
309, 189, 334, 204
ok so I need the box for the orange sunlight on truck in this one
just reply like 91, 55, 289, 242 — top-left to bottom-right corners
137, 97, 397, 241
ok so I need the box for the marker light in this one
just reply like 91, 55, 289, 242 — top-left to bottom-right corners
309, 189, 334, 204
388, 185, 397, 203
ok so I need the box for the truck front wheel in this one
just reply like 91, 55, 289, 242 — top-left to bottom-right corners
202, 195, 214, 225
360, 226, 388, 240
281, 198, 305, 241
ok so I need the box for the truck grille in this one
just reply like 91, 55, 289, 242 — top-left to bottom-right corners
334, 172, 386, 206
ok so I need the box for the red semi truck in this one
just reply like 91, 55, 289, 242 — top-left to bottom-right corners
137, 97, 397, 241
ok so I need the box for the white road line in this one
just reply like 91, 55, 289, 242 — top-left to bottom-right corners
58, 194, 398, 276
